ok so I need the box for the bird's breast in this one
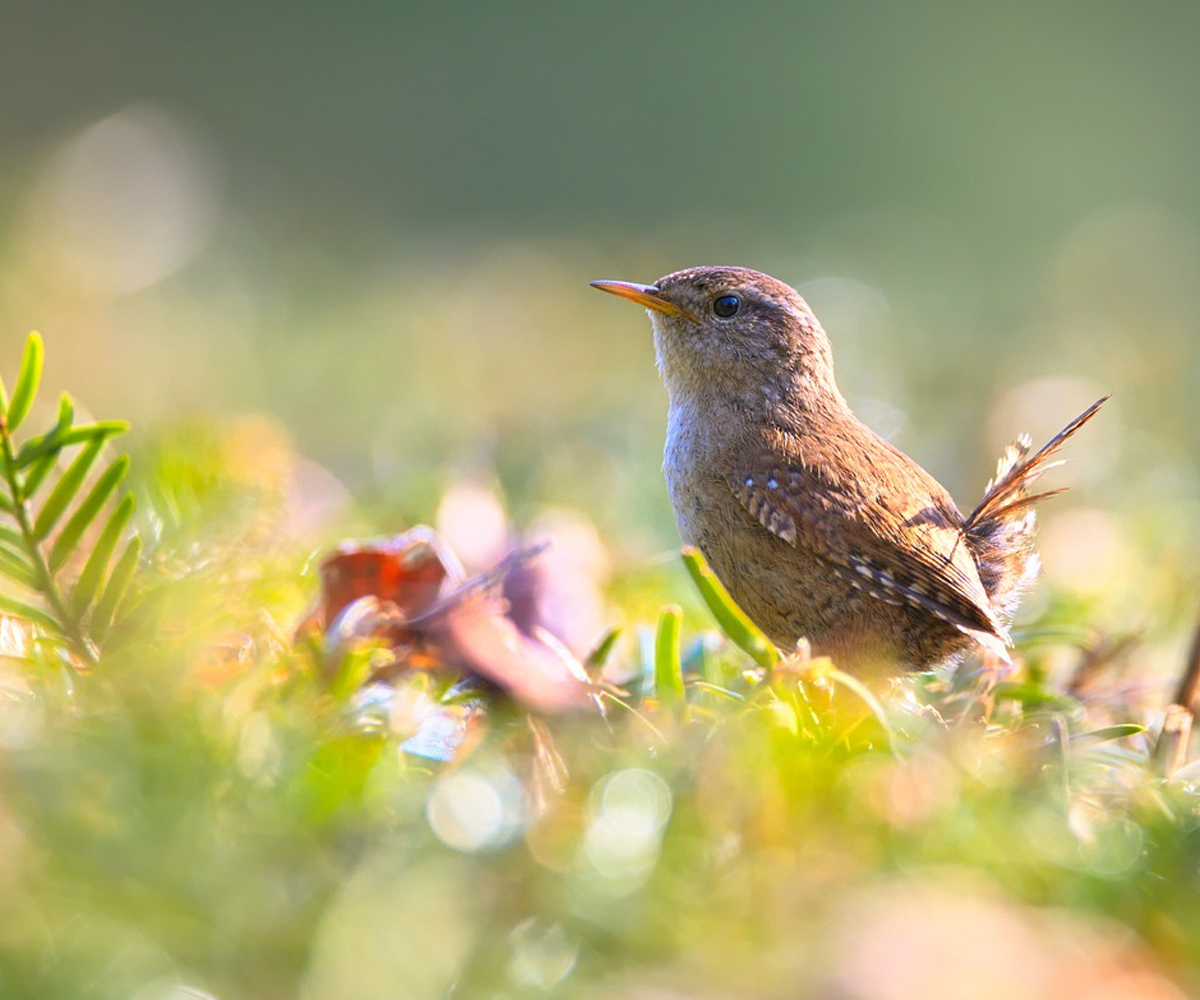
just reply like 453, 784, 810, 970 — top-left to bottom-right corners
662, 397, 746, 548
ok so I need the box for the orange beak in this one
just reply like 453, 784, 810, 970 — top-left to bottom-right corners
590, 280, 698, 322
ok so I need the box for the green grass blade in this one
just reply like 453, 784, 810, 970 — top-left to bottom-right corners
14, 393, 75, 473
681, 546, 778, 667
0, 544, 39, 589
16, 434, 58, 470
18, 400, 114, 497
32, 437, 106, 541
49, 456, 130, 573
90, 535, 141, 643
825, 666, 896, 752
1071, 723, 1148, 747
0, 593, 60, 633
5, 333, 44, 433
0, 541, 34, 567
16, 419, 128, 469
585, 626, 621, 669
22, 453, 58, 499
56, 392, 74, 428
654, 604, 685, 702
72, 494, 135, 615
0, 525, 22, 549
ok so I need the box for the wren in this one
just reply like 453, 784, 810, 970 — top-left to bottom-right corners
592, 266, 1105, 671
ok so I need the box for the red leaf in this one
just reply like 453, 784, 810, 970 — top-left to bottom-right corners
318, 526, 460, 625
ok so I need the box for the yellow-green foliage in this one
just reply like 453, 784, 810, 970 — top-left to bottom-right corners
0, 335, 1195, 1000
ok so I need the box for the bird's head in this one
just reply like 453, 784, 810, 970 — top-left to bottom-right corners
591, 266, 840, 407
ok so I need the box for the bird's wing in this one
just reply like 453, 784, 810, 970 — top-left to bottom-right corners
727, 456, 1009, 654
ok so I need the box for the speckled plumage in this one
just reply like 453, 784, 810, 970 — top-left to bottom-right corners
593, 266, 1106, 672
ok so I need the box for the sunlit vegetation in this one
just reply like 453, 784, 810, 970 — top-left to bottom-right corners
2, 333, 1200, 1000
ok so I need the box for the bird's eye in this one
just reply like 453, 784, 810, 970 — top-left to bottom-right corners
713, 294, 740, 318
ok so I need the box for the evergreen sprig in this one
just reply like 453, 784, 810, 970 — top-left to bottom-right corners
0, 332, 140, 667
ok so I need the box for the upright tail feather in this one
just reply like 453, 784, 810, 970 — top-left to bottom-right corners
965, 396, 1109, 618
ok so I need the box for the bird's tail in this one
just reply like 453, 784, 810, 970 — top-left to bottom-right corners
965, 396, 1108, 618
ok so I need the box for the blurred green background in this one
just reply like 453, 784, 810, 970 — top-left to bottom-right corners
8, 6, 1200, 1000
2, 0, 1198, 640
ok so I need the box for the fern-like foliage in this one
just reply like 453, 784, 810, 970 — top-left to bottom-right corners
0, 332, 140, 668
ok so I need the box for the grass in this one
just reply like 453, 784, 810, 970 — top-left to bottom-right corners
2, 335, 1200, 1000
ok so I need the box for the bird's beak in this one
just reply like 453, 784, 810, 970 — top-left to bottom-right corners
590, 280, 698, 321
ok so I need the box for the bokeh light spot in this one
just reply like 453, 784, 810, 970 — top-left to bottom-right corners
28, 104, 221, 295
582, 768, 673, 894
427, 764, 524, 853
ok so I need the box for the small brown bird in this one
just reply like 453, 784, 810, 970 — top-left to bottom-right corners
592, 266, 1105, 671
